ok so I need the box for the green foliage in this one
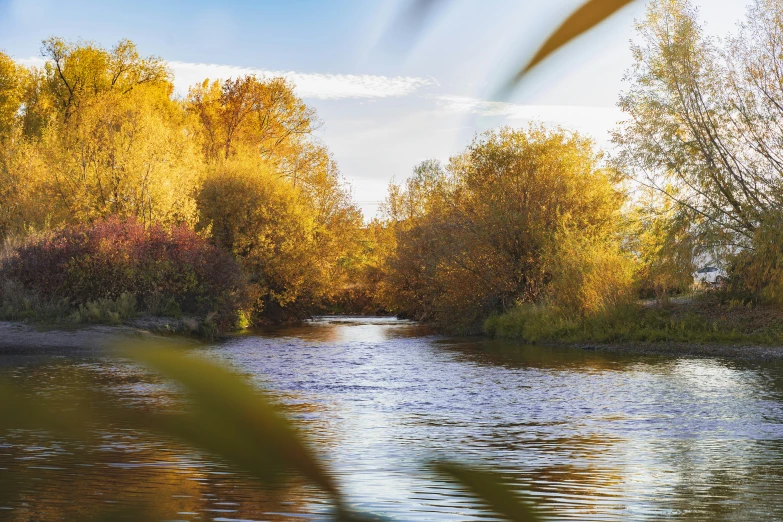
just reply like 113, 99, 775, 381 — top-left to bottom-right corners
0, 278, 72, 321
485, 298, 783, 345
69, 292, 137, 325
614, 0, 783, 251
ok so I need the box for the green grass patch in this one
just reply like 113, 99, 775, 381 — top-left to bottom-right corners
484, 298, 783, 345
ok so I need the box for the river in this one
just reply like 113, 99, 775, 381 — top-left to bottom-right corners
2, 316, 783, 521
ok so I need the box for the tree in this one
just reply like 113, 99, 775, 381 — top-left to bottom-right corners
187, 76, 316, 163
38, 37, 170, 126
0, 40, 201, 233
614, 0, 783, 250
381, 127, 631, 332
197, 159, 325, 321
0, 52, 25, 142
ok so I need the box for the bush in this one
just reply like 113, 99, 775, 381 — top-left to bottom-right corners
197, 160, 322, 322
1, 216, 247, 331
725, 212, 783, 306
381, 127, 632, 333
0, 279, 71, 321
69, 293, 137, 325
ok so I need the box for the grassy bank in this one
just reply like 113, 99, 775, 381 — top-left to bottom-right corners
484, 295, 783, 346
0, 282, 219, 338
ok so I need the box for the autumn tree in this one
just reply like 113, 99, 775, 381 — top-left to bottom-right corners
0, 39, 202, 236
197, 159, 324, 321
187, 76, 316, 163
625, 187, 694, 300
189, 75, 363, 317
381, 127, 632, 332
614, 0, 783, 249
0, 52, 25, 142
36, 37, 170, 126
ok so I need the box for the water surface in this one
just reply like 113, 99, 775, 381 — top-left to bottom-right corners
2, 316, 783, 520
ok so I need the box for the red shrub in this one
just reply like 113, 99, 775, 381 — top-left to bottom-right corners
1, 217, 247, 330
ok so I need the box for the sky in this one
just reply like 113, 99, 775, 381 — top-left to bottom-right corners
0, 0, 751, 219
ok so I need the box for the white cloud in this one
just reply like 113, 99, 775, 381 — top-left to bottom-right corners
168, 61, 435, 100
17, 57, 45, 68
17, 57, 436, 100
436, 95, 626, 145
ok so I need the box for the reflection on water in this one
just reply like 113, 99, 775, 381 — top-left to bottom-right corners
2, 316, 783, 520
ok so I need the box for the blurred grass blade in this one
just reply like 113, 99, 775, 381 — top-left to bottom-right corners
432, 461, 542, 522
502, 0, 634, 93
121, 344, 339, 497
0, 380, 99, 504
0, 381, 95, 439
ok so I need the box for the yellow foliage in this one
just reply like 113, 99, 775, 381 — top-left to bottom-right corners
37, 86, 202, 225
187, 75, 315, 163
0, 38, 364, 324
628, 187, 695, 300
197, 159, 323, 318
381, 126, 631, 331
0, 52, 26, 141
545, 229, 635, 316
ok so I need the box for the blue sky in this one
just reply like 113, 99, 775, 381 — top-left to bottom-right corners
0, 0, 750, 218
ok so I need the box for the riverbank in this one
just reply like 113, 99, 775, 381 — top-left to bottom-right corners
0, 319, 200, 354
484, 294, 783, 358
3, 317, 783, 361
562, 340, 783, 361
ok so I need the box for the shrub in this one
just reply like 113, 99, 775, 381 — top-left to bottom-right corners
381, 127, 631, 333
726, 212, 783, 306
1, 216, 247, 331
0, 278, 71, 321
197, 160, 322, 322
69, 293, 137, 325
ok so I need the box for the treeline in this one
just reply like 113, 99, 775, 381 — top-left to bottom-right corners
0, 38, 363, 330
378, 0, 783, 339
614, 0, 783, 305
2, 0, 783, 341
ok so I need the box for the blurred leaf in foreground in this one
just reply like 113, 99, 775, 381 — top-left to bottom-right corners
121, 344, 339, 496
396, 0, 635, 96
0, 343, 546, 521
0, 381, 97, 438
502, 0, 634, 93
0, 380, 100, 504
432, 461, 543, 522
382, 0, 448, 54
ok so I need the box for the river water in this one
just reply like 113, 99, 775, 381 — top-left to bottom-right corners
2, 316, 783, 521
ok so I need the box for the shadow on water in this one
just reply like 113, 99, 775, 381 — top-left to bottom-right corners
3, 317, 783, 520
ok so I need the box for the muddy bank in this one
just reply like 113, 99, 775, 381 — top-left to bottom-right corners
0, 320, 199, 354
564, 340, 783, 361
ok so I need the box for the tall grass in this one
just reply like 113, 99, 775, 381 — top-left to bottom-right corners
484, 300, 783, 345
